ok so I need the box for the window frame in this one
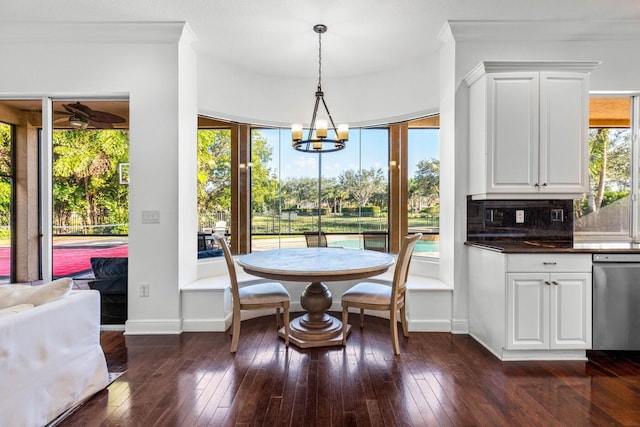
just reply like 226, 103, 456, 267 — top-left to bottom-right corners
573, 94, 640, 242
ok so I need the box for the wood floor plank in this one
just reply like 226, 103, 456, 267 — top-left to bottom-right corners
58, 313, 640, 427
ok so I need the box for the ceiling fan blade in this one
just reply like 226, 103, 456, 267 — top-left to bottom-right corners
88, 110, 126, 124
53, 113, 71, 123
63, 102, 91, 117
89, 120, 114, 129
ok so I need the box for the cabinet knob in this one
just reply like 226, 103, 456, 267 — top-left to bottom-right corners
542, 262, 557, 265
534, 183, 540, 188
552, 280, 559, 286
542, 183, 548, 187
544, 280, 551, 285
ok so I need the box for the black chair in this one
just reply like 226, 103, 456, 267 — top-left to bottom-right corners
363, 231, 388, 252
88, 257, 128, 325
198, 232, 208, 251
304, 231, 328, 247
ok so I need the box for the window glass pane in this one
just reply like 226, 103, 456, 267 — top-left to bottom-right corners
574, 97, 632, 238
197, 128, 231, 236
408, 127, 439, 257
52, 128, 130, 278
0, 122, 11, 283
250, 128, 389, 251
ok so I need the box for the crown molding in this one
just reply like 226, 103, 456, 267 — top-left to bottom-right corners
464, 60, 601, 86
0, 21, 195, 44
448, 20, 640, 43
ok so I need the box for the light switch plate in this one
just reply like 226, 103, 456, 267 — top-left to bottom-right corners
515, 210, 525, 223
142, 210, 160, 224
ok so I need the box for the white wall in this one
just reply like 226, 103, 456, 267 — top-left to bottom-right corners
197, 51, 440, 127
0, 22, 198, 334
443, 21, 640, 332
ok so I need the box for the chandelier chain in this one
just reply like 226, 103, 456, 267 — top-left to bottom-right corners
317, 29, 322, 89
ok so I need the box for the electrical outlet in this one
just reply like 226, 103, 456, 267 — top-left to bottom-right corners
515, 210, 525, 224
140, 283, 150, 297
551, 209, 564, 222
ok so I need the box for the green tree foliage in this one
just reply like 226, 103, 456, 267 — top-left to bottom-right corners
197, 129, 231, 214
52, 129, 129, 232
281, 177, 318, 209
411, 158, 440, 204
0, 123, 11, 238
250, 130, 279, 213
338, 167, 386, 207
586, 128, 631, 213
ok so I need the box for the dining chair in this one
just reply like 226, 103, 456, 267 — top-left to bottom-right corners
213, 234, 291, 353
363, 231, 388, 252
304, 231, 328, 247
341, 233, 422, 355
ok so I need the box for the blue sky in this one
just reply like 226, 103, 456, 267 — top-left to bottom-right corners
257, 128, 439, 180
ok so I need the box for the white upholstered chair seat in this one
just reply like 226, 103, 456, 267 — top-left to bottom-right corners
342, 282, 393, 306
239, 282, 290, 305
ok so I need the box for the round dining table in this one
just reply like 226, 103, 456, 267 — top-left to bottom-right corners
237, 247, 395, 348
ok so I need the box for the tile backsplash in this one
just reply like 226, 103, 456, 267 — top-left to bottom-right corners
467, 197, 573, 241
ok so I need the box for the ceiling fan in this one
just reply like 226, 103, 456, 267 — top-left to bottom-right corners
55, 102, 126, 129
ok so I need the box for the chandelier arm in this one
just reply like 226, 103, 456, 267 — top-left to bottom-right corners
308, 94, 322, 139
320, 97, 339, 137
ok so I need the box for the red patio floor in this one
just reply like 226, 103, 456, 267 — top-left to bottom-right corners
0, 245, 128, 278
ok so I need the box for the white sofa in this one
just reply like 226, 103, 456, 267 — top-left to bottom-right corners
0, 289, 109, 427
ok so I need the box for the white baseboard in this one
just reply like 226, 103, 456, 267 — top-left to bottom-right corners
408, 319, 452, 332
451, 318, 469, 334
124, 319, 183, 335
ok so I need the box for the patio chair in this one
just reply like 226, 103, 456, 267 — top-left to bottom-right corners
214, 234, 290, 353
214, 220, 228, 234
363, 231, 388, 252
304, 231, 328, 247
341, 233, 421, 355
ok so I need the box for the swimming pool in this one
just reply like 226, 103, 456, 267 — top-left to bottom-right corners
329, 238, 439, 256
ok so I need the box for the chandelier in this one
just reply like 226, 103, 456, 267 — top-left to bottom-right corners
291, 24, 348, 153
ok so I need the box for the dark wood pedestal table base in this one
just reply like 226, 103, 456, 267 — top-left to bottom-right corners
238, 248, 394, 348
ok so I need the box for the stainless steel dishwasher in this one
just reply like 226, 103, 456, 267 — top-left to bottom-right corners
592, 253, 640, 350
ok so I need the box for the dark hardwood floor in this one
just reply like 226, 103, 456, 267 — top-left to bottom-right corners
62, 313, 640, 426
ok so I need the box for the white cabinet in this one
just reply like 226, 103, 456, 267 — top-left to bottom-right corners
465, 61, 598, 200
468, 247, 592, 360
506, 272, 591, 350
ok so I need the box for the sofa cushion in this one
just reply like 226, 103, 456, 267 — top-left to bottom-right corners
0, 277, 73, 309
90, 257, 128, 279
198, 249, 223, 259
0, 303, 34, 318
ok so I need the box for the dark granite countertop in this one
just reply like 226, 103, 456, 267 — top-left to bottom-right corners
465, 240, 640, 254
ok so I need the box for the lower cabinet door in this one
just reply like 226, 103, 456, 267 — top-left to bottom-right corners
549, 273, 592, 349
506, 273, 549, 350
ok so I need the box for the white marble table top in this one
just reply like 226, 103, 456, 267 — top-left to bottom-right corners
238, 247, 394, 282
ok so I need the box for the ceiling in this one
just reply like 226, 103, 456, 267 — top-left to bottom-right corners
2, 0, 640, 80
1, 1, 639, 126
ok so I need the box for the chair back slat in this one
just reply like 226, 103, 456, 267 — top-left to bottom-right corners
214, 234, 240, 305
363, 231, 388, 252
304, 231, 328, 247
391, 233, 422, 307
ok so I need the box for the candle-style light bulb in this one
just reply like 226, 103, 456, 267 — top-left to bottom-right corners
291, 123, 303, 141
316, 120, 328, 138
337, 124, 349, 141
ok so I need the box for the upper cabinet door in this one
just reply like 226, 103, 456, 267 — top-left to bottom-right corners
465, 61, 598, 200
539, 72, 590, 194
487, 72, 539, 194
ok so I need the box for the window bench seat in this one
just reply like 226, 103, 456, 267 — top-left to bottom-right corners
182, 258, 453, 333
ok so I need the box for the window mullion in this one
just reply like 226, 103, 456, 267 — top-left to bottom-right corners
632, 96, 640, 241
